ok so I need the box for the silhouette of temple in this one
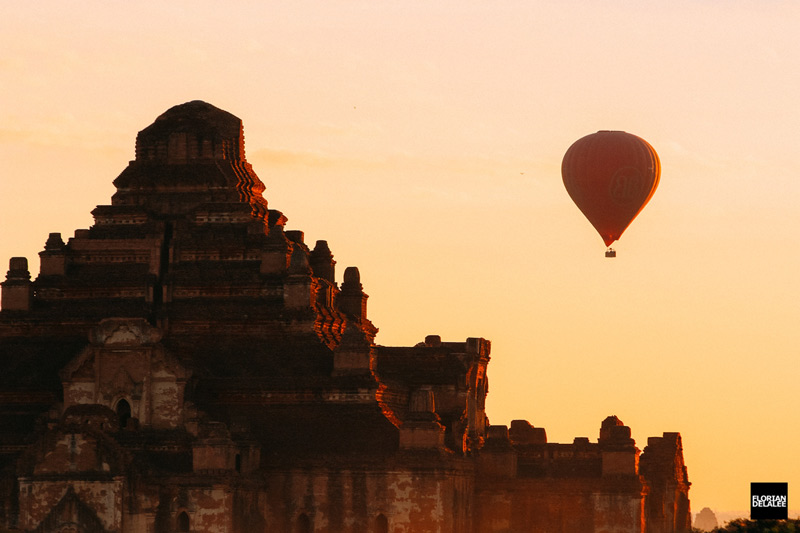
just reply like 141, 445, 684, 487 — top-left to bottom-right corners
693, 507, 718, 531
0, 101, 691, 532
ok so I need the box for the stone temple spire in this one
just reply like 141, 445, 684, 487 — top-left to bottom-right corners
134, 100, 245, 163
111, 100, 269, 221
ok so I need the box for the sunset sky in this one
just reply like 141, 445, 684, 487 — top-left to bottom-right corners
2, 1, 799, 518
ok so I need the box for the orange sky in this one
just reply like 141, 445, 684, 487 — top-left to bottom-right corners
2, 0, 800, 519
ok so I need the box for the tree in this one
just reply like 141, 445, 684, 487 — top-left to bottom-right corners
696, 518, 800, 532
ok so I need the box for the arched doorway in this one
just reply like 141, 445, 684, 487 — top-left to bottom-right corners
177, 511, 190, 532
115, 399, 131, 429
295, 513, 311, 533
373, 513, 388, 533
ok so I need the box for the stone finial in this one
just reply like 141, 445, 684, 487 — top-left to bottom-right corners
599, 415, 624, 441
599, 416, 635, 447
2, 257, 33, 311
339, 267, 368, 319
309, 240, 335, 283
40, 233, 68, 276
343, 266, 361, 287
6, 257, 31, 281
313, 239, 331, 254
599, 415, 638, 476
284, 246, 314, 308
287, 245, 311, 275
599, 415, 635, 445
44, 233, 66, 250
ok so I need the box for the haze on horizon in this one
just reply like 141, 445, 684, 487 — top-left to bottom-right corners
2, 0, 799, 517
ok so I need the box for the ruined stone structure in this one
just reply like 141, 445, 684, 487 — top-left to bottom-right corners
0, 101, 691, 533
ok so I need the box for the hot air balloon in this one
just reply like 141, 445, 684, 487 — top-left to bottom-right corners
561, 131, 660, 257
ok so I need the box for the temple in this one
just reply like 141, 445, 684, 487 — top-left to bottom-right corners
0, 101, 691, 532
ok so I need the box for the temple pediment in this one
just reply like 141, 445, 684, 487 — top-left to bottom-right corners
59, 319, 190, 430
31, 487, 109, 533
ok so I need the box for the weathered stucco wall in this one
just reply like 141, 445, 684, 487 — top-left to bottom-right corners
260, 466, 473, 533
475, 479, 645, 533
19, 479, 124, 532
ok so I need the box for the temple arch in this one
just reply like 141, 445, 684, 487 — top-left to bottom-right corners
295, 513, 311, 533
373, 513, 389, 533
177, 511, 190, 532
115, 398, 131, 429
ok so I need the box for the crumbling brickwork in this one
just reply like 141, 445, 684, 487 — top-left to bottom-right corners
0, 101, 690, 532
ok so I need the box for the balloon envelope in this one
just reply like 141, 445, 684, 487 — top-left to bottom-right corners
562, 131, 660, 246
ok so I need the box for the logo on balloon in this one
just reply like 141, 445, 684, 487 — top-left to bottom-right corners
609, 166, 645, 207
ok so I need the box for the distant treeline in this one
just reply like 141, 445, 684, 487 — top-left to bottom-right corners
698, 518, 800, 532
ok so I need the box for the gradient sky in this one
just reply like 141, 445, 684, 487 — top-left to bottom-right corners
2, 0, 799, 518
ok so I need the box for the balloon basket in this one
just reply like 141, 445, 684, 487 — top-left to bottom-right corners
605, 248, 616, 258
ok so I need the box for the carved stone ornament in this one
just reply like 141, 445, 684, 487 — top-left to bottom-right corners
89, 318, 163, 346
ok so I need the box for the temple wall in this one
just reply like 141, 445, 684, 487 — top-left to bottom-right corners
475, 479, 645, 533
259, 467, 473, 533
